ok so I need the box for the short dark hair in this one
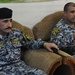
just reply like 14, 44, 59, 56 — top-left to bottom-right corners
0, 7, 13, 19
64, 2, 75, 11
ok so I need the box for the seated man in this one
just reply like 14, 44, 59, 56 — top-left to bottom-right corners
0, 7, 59, 75
50, 2, 75, 56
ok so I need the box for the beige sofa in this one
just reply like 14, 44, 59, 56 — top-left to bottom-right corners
12, 11, 75, 75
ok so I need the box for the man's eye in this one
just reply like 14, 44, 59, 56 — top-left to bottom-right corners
3, 20, 8, 23
70, 11, 75, 13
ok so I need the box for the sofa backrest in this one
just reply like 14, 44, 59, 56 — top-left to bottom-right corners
32, 11, 64, 41
12, 20, 34, 39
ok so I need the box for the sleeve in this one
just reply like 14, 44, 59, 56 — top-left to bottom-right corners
20, 32, 45, 49
50, 24, 74, 48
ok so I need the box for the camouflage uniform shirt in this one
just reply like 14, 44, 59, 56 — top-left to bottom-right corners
50, 19, 75, 55
0, 28, 46, 75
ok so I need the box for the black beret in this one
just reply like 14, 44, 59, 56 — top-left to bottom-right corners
0, 7, 13, 19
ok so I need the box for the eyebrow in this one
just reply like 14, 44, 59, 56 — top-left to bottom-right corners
3, 19, 12, 22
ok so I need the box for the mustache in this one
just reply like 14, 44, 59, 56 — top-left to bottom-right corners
5, 27, 12, 30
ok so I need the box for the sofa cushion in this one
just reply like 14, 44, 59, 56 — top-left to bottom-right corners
33, 11, 64, 41
12, 20, 34, 39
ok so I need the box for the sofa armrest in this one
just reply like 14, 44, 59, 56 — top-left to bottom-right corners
22, 49, 62, 75
58, 50, 75, 75
22, 49, 75, 75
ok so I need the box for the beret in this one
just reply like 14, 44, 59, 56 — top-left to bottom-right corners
0, 7, 13, 19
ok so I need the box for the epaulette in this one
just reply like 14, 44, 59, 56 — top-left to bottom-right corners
22, 33, 31, 40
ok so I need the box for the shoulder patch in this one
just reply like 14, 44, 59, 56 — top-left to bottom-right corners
52, 28, 60, 37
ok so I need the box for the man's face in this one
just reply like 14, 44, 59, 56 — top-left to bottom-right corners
0, 18, 12, 34
64, 5, 75, 23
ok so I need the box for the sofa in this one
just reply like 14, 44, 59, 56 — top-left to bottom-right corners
12, 11, 75, 75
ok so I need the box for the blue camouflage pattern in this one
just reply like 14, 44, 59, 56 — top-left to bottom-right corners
50, 18, 75, 56
51, 18, 75, 48
0, 28, 46, 75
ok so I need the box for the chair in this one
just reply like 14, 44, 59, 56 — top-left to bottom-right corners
12, 11, 75, 75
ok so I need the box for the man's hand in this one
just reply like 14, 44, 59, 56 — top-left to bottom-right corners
43, 42, 59, 52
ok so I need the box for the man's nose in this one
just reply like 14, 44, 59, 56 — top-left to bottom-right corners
7, 21, 12, 27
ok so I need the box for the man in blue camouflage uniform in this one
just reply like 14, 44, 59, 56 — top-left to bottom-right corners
0, 7, 59, 75
50, 2, 75, 56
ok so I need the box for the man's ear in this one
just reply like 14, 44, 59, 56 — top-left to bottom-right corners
64, 11, 67, 17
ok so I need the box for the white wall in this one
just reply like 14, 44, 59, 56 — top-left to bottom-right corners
0, 0, 75, 28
